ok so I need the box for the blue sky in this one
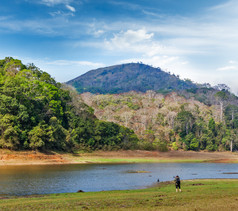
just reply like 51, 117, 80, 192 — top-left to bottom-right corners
1, 0, 238, 92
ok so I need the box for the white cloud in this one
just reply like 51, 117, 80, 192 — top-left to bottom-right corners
216, 59, 238, 72
0, 14, 83, 35
229, 60, 237, 64
208, 0, 238, 17
93, 30, 104, 37
107, 29, 153, 46
104, 29, 166, 56
66, 5, 76, 12
46, 59, 103, 67
40, 0, 72, 6
44, 60, 104, 82
0, 16, 10, 21
49, 11, 63, 16
217, 65, 237, 71
103, 28, 196, 58
108, 1, 141, 10
142, 10, 165, 18
19, 57, 104, 82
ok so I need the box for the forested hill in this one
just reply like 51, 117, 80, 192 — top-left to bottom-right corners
67, 63, 198, 94
0, 57, 139, 151
81, 91, 238, 152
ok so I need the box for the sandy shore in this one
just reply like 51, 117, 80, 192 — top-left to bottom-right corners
0, 150, 238, 166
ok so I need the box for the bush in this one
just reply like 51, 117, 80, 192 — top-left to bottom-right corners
171, 142, 178, 151
190, 138, 199, 151
153, 139, 168, 152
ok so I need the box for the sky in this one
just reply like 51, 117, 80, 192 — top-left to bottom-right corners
1, 0, 238, 93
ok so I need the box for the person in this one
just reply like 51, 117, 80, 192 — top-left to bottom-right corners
174, 175, 181, 192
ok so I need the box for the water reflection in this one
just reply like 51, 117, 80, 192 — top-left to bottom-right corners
0, 163, 237, 196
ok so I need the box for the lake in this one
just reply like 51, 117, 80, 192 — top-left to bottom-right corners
0, 163, 237, 196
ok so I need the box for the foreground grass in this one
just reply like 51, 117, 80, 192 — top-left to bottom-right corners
0, 179, 237, 210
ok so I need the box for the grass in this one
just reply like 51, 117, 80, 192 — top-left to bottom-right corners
68, 156, 207, 164
0, 179, 237, 210
66, 150, 238, 164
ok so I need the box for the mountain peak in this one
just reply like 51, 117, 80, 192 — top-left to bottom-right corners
67, 63, 198, 94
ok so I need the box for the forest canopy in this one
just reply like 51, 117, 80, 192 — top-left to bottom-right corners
0, 57, 139, 151
81, 91, 238, 152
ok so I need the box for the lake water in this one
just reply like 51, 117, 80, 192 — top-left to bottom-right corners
0, 163, 237, 196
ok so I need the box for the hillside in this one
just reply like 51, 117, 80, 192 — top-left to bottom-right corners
2, 57, 237, 153
0, 57, 139, 151
81, 91, 238, 152
67, 63, 198, 94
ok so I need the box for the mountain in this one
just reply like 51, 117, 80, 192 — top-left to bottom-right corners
67, 63, 198, 94
72, 63, 238, 152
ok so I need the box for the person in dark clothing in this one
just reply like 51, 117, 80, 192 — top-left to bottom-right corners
174, 175, 181, 192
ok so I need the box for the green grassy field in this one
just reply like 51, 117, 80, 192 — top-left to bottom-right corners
0, 179, 237, 210
69, 156, 207, 164
66, 150, 238, 164
65, 155, 238, 164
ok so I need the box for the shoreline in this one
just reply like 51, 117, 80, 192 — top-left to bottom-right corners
0, 150, 238, 166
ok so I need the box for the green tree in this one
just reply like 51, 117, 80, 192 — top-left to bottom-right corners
175, 108, 194, 137
208, 118, 216, 136
0, 114, 19, 149
190, 138, 199, 151
28, 125, 46, 150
